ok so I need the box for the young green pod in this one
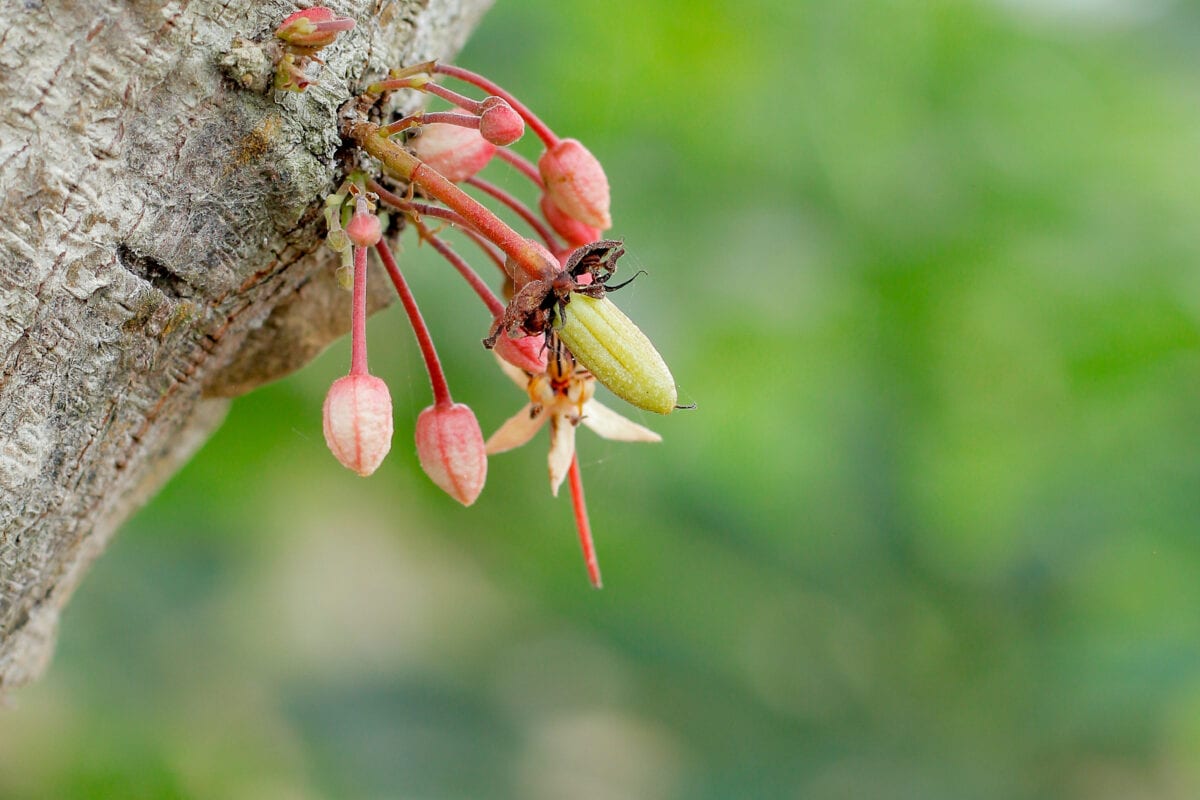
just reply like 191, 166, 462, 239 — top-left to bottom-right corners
553, 294, 676, 415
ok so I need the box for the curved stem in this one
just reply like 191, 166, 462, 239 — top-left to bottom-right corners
382, 111, 480, 137
568, 455, 602, 588
374, 238, 453, 407
422, 81, 484, 112
371, 77, 484, 113
459, 228, 508, 273
412, 161, 546, 281
412, 218, 505, 316
435, 64, 559, 148
369, 178, 507, 276
371, 179, 475, 229
466, 176, 560, 250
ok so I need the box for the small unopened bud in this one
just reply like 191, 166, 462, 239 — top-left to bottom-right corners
415, 403, 488, 506
276, 7, 356, 51
538, 139, 612, 231
409, 124, 496, 182
346, 199, 382, 247
478, 98, 524, 146
554, 294, 676, 415
323, 374, 394, 476
325, 226, 350, 253
540, 194, 601, 249
492, 325, 548, 374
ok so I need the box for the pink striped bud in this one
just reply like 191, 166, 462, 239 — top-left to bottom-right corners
492, 325, 548, 374
323, 374, 394, 476
538, 139, 612, 230
409, 124, 496, 182
540, 194, 602, 249
478, 98, 524, 146
415, 403, 488, 506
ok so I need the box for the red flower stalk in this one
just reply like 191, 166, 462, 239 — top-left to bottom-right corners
568, 456, 601, 588
466, 176, 560, 251
375, 238, 488, 505
434, 64, 559, 148
323, 200, 393, 476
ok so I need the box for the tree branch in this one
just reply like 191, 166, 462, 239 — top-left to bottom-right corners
0, 0, 492, 692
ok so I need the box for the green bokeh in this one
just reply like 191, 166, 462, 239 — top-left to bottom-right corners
6, 1, 1200, 798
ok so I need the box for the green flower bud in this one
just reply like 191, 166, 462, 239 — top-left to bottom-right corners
553, 294, 676, 415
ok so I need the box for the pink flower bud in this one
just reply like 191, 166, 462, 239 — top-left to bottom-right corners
323, 374, 394, 476
540, 193, 601, 248
478, 98, 524, 146
492, 325, 548, 373
409, 123, 496, 182
538, 139, 612, 230
346, 203, 381, 248
415, 403, 488, 506
276, 7, 356, 50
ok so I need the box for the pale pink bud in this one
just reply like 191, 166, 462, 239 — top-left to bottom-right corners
478, 98, 524, 146
346, 202, 381, 247
540, 193, 601, 248
415, 403, 488, 506
492, 325, 548, 373
276, 7, 356, 50
409, 124, 496, 182
538, 139, 612, 230
323, 374, 394, 476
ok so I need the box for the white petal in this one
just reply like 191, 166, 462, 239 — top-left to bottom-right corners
485, 404, 546, 454
494, 353, 530, 389
547, 416, 576, 496
580, 401, 662, 443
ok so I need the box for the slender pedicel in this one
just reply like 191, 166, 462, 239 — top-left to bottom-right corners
466, 176, 561, 250
568, 455, 602, 589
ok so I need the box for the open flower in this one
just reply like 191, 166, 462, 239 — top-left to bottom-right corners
486, 343, 660, 495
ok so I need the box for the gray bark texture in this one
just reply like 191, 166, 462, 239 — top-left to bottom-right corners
0, 0, 491, 691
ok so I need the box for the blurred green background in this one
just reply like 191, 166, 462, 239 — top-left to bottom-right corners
6, 0, 1200, 797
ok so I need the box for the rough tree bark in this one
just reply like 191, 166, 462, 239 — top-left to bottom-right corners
0, 0, 491, 691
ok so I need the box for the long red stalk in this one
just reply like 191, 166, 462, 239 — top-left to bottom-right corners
374, 239, 452, 407
568, 455, 602, 588
349, 244, 369, 376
